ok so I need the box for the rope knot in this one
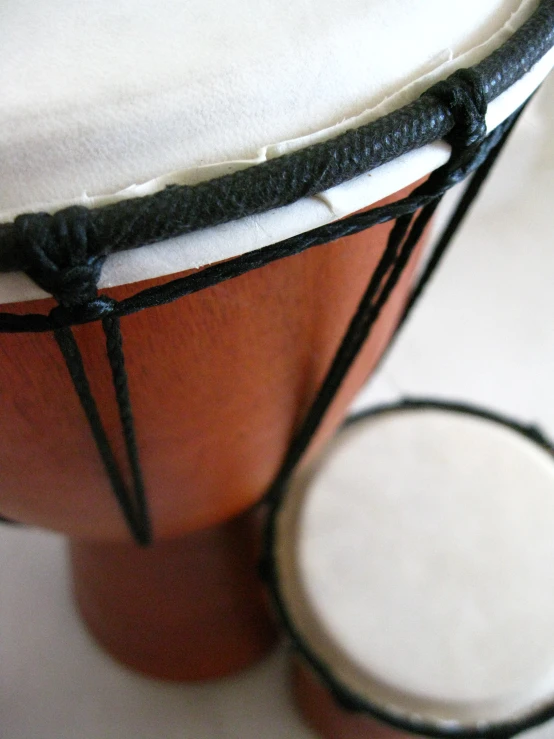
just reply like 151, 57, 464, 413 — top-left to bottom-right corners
14, 206, 105, 307
49, 295, 117, 327
428, 68, 488, 150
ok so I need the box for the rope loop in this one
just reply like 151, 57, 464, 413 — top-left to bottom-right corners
427, 68, 488, 150
13, 206, 105, 307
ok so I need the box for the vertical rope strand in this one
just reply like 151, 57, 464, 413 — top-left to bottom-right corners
265, 189, 441, 502
369, 104, 525, 379
263, 106, 523, 508
102, 315, 152, 545
397, 104, 526, 335
53, 324, 151, 546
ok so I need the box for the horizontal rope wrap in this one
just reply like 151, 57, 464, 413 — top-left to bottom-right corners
0, 0, 551, 278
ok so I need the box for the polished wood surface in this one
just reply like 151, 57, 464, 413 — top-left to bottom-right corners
0, 184, 425, 678
70, 507, 278, 680
0, 189, 422, 540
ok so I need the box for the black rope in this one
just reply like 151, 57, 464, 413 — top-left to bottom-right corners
0, 117, 513, 336
52, 306, 151, 546
0, 167, 463, 530
102, 314, 151, 544
0, 514, 18, 525
401, 94, 528, 328
0, 0, 551, 270
348, 398, 554, 453
12, 207, 105, 306
372, 96, 529, 377
263, 100, 519, 505
264, 178, 442, 503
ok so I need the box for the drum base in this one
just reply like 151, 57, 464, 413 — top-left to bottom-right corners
70, 505, 278, 681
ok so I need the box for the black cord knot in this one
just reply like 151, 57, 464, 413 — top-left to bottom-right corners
49, 295, 117, 327
13, 206, 105, 307
427, 68, 488, 150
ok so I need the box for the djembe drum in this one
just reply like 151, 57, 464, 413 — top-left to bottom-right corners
264, 401, 554, 738
0, 0, 553, 682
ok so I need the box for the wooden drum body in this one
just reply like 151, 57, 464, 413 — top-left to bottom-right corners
0, 0, 553, 681
0, 204, 421, 679
0, 204, 420, 541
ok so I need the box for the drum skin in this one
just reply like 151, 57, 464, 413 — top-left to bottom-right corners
0, 184, 425, 678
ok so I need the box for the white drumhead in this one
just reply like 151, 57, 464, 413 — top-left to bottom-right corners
0, 0, 552, 302
275, 406, 554, 727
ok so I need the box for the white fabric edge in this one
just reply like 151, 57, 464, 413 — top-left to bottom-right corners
1, 45, 552, 306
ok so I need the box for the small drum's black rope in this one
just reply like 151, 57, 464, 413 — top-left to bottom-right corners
348, 397, 554, 454
264, 400, 554, 739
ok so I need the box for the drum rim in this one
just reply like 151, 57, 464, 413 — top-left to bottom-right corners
261, 398, 554, 739
0, 0, 552, 276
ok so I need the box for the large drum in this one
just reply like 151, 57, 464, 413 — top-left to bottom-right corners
0, 0, 553, 681
265, 401, 554, 738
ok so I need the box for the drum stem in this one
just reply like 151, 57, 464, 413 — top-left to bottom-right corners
69, 505, 278, 680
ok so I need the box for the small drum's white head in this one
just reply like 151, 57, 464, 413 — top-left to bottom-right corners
275, 406, 554, 728
0, 0, 552, 303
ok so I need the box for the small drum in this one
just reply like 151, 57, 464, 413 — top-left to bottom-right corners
265, 401, 554, 738
1, 1, 553, 680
